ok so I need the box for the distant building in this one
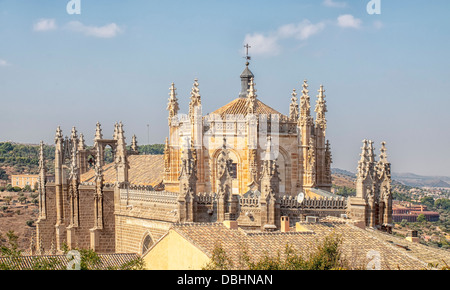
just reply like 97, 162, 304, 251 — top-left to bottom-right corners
392, 202, 440, 222
11, 174, 39, 189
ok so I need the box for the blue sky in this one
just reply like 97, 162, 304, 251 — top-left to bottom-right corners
0, 0, 449, 176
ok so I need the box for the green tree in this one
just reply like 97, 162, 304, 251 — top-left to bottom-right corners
435, 199, 450, 210
0, 168, 7, 180
421, 196, 435, 208
417, 214, 426, 223
203, 233, 346, 270
18, 195, 27, 204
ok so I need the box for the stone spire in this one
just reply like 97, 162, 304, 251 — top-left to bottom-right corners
376, 142, 392, 187
113, 122, 119, 140
68, 127, 79, 183
300, 80, 311, 116
78, 133, 86, 151
115, 122, 128, 184
368, 140, 375, 163
94, 122, 103, 141
378, 141, 389, 165
356, 139, 376, 198
167, 82, 180, 126
131, 134, 139, 154
189, 79, 201, 123
39, 141, 46, 176
239, 61, 254, 98
315, 85, 327, 129
55, 126, 63, 143
377, 141, 393, 226
246, 77, 257, 115
357, 140, 370, 179
70, 127, 78, 142
289, 89, 299, 121
38, 141, 47, 219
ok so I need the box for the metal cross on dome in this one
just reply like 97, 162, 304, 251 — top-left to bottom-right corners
244, 44, 251, 62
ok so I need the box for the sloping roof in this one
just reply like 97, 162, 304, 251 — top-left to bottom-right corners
240, 66, 254, 78
80, 155, 164, 186
305, 188, 339, 199
209, 97, 286, 118
0, 253, 141, 270
168, 218, 450, 270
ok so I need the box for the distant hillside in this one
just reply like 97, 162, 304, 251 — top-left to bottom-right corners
331, 168, 355, 177
332, 168, 450, 189
392, 172, 450, 188
331, 168, 355, 189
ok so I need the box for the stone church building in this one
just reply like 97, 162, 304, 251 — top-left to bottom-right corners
34, 61, 393, 255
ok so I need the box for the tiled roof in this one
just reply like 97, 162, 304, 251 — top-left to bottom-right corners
209, 98, 286, 118
170, 218, 449, 270
0, 253, 141, 270
80, 155, 164, 186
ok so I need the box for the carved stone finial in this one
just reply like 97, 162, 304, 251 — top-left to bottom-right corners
189, 79, 202, 123
113, 122, 119, 140
167, 82, 180, 125
78, 133, 86, 151
94, 122, 103, 140
315, 85, 327, 129
55, 126, 63, 143
131, 135, 139, 154
289, 89, 299, 121
299, 80, 313, 127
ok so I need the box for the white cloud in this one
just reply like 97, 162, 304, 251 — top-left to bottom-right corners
0, 59, 10, 67
337, 14, 362, 29
243, 33, 281, 57
66, 21, 123, 38
373, 20, 384, 29
278, 20, 326, 41
244, 20, 326, 57
33, 18, 57, 32
323, 0, 347, 8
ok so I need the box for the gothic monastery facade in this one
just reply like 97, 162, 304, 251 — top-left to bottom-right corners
34, 62, 393, 255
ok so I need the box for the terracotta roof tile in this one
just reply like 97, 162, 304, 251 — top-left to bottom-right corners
80, 155, 164, 186
0, 253, 140, 270
170, 218, 445, 270
209, 98, 285, 118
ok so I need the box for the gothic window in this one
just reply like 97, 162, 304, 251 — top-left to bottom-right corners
142, 235, 153, 254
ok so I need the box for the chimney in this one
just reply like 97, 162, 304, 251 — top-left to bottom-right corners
223, 213, 238, 230
406, 230, 419, 243
281, 216, 290, 233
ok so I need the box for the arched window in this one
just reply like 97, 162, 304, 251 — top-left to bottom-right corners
142, 235, 153, 254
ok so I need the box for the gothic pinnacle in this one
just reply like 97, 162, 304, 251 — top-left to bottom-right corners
95, 122, 103, 140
